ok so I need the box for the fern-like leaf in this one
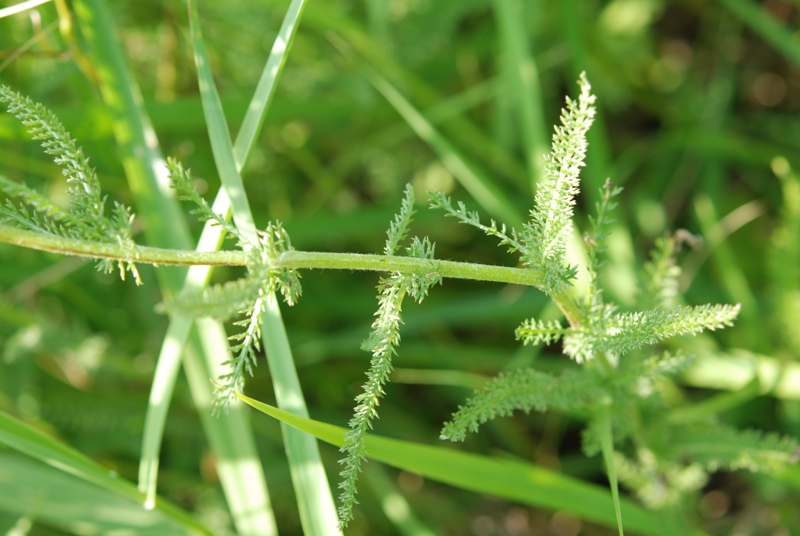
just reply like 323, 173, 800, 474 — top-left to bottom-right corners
431, 74, 595, 295
522, 71, 596, 293
429, 191, 523, 254
613, 452, 708, 509
440, 367, 604, 442
0, 176, 70, 223
584, 179, 622, 313
0, 85, 140, 283
670, 424, 800, 474
338, 271, 405, 527
338, 189, 441, 529
166, 157, 241, 242
563, 303, 741, 362
214, 293, 268, 412
255, 221, 302, 306
385, 183, 416, 256
164, 276, 262, 321
404, 235, 442, 302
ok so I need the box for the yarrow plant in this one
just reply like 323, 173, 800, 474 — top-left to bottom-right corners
1, 73, 797, 535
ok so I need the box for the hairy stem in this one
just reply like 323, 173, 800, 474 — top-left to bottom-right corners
0, 222, 586, 326
0, 224, 244, 266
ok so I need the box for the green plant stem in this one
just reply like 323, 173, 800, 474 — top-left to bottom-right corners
0, 222, 587, 327
0, 224, 244, 266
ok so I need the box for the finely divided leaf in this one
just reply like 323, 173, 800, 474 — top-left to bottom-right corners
670, 425, 800, 474
563, 304, 741, 362
441, 367, 603, 442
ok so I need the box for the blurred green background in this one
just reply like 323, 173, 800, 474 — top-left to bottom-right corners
1, 0, 799, 534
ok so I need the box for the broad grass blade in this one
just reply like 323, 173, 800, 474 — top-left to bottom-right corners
237, 393, 669, 536
0, 411, 211, 535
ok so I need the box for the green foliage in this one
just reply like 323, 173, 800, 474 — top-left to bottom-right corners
639, 230, 702, 310
563, 303, 741, 363
514, 318, 568, 346
440, 366, 603, 442
3, 3, 800, 534
429, 76, 796, 524
526, 71, 596, 294
163, 167, 302, 410
0, 84, 140, 284
338, 185, 441, 528
429, 74, 597, 297
668, 425, 800, 474
584, 179, 623, 313
769, 164, 800, 352
167, 157, 240, 243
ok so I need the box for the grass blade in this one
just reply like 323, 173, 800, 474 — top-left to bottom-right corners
492, 0, 547, 190
237, 393, 668, 536
233, 0, 309, 167
188, 1, 341, 532
260, 292, 342, 533
0, 411, 211, 535
188, 0, 257, 243
138, 315, 192, 510
597, 399, 625, 536
692, 193, 762, 347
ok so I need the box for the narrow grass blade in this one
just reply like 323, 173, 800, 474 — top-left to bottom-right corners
0, 0, 52, 19
330, 37, 522, 228
260, 293, 342, 534
717, 0, 800, 67
185, 318, 279, 536
72, 1, 277, 534
233, 0, 309, 167
237, 394, 668, 536
188, 0, 257, 243
188, 1, 341, 532
597, 399, 624, 536
0, 453, 197, 535
492, 0, 547, 190
138, 316, 192, 510
138, 192, 231, 509
303, 2, 529, 188
372, 70, 522, 227
0, 411, 211, 535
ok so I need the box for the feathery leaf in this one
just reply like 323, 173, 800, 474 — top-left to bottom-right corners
0, 85, 141, 284
441, 367, 603, 442
563, 304, 741, 363
338, 190, 440, 528
670, 425, 800, 474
